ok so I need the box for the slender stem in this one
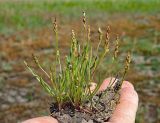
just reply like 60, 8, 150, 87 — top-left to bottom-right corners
33, 55, 50, 79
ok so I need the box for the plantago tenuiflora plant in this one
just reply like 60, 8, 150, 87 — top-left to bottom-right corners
24, 12, 131, 123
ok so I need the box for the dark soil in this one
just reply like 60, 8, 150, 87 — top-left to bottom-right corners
50, 88, 120, 123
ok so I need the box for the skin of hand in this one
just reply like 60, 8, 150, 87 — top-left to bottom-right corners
22, 78, 138, 123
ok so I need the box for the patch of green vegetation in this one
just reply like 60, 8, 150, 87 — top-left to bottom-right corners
136, 39, 154, 55
136, 105, 145, 123
0, 76, 5, 90
0, 0, 160, 35
24, 15, 130, 110
150, 58, 160, 71
1, 62, 13, 72
121, 37, 158, 56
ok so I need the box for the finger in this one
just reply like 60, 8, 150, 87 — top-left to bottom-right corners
90, 77, 115, 91
121, 81, 134, 89
99, 78, 138, 123
109, 87, 139, 123
99, 77, 112, 91
100, 77, 134, 91
22, 116, 58, 123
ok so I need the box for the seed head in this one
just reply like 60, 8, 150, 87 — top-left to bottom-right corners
71, 30, 78, 57
125, 52, 131, 72
52, 17, 57, 33
87, 25, 91, 41
114, 35, 119, 59
105, 26, 110, 50
32, 54, 38, 64
106, 26, 110, 41
83, 11, 86, 29
72, 30, 76, 41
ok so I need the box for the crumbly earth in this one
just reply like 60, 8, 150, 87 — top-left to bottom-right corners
50, 88, 120, 123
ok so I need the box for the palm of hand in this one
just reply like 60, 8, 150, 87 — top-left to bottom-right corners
22, 78, 138, 123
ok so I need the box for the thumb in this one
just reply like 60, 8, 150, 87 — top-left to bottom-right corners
109, 82, 139, 123
22, 116, 58, 123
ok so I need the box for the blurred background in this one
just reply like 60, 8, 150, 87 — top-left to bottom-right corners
0, 0, 160, 123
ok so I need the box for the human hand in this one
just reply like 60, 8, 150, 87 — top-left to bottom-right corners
22, 78, 138, 123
